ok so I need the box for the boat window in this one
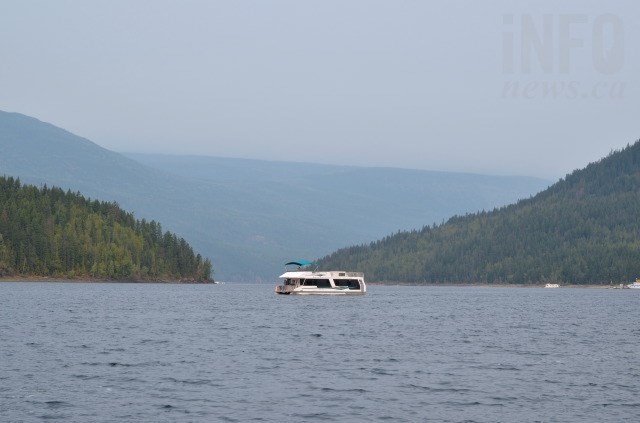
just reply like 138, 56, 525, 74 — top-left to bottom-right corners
302, 279, 331, 288
333, 279, 361, 289
315, 279, 331, 288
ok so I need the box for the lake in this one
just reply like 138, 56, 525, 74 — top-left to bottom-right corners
1, 282, 639, 422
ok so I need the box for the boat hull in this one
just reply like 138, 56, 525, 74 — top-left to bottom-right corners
275, 286, 365, 295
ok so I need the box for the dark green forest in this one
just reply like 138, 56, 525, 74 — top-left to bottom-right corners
316, 140, 640, 285
0, 176, 213, 281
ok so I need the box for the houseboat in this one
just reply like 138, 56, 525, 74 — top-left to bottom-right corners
275, 261, 366, 295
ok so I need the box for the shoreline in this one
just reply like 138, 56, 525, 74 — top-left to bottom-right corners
0, 275, 215, 284
368, 282, 615, 288
0, 277, 619, 288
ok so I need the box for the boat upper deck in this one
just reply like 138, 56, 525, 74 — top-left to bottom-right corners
279, 271, 364, 279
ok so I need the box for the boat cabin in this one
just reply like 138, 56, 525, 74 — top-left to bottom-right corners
275, 261, 366, 295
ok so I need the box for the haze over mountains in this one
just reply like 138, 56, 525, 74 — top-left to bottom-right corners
0, 111, 550, 280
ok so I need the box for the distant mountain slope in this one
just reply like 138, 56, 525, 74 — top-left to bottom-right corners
316, 141, 640, 284
126, 153, 550, 238
0, 176, 212, 281
0, 110, 549, 280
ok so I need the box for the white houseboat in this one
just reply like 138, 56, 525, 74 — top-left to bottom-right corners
275, 261, 366, 295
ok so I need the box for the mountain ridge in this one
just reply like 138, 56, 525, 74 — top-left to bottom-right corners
0, 110, 550, 280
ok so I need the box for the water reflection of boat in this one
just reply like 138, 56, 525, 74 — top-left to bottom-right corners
275, 261, 366, 295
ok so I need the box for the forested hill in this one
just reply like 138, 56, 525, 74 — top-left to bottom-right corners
0, 110, 549, 281
316, 141, 640, 285
0, 177, 213, 281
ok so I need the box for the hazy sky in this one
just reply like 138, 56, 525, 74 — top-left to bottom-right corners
1, 1, 638, 178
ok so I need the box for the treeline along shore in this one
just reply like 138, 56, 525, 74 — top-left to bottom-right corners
0, 176, 213, 282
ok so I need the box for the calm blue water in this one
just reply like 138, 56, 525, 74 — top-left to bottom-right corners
1, 283, 639, 422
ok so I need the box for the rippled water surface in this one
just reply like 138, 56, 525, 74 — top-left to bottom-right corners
1, 283, 639, 422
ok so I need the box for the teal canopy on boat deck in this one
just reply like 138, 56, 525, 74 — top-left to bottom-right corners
285, 260, 313, 267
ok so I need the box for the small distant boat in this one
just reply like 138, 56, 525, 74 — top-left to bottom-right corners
275, 260, 366, 295
544, 283, 560, 288
627, 279, 640, 289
